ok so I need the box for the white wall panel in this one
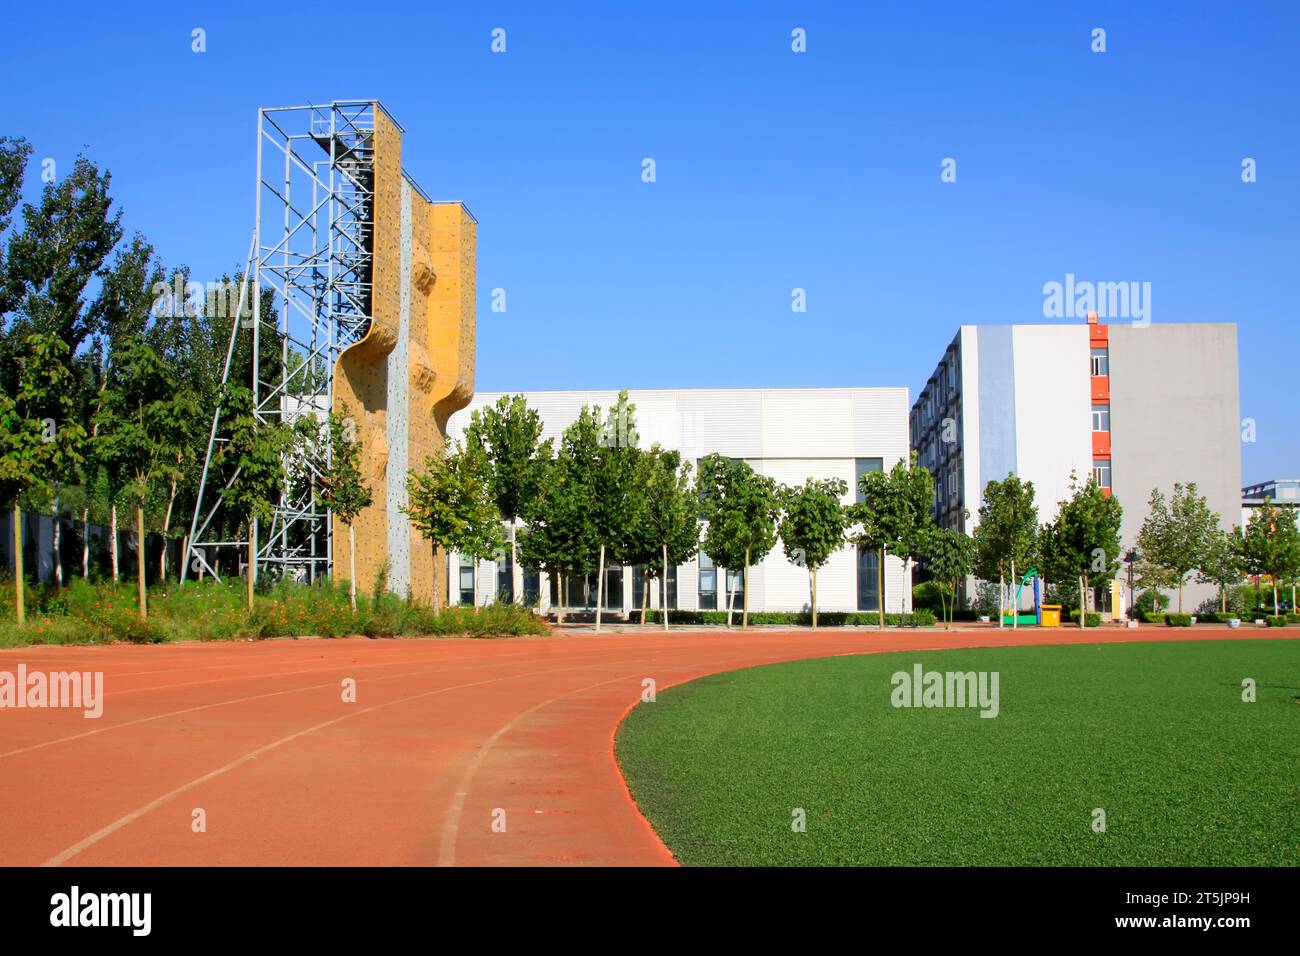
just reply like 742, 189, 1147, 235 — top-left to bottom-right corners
1011, 326, 1093, 518
446, 388, 911, 614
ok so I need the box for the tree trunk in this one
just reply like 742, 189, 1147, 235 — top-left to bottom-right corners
742, 547, 751, 630
640, 569, 648, 625
1273, 581, 1279, 615
998, 571, 1005, 628
51, 492, 63, 588
510, 519, 519, 604
595, 543, 606, 633
12, 502, 25, 627
246, 516, 256, 610
1078, 574, 1087, 628
902, 558, 911, 624
554, 569, 565, 626
431, 546, 443, 614
810, 566, 818, 630
940, 583, 949, 630
1221, 586, 1227, 615
136, 503, 148, 621
662, 544, 670, 632
726, 566, 736, 629
878, 547, 885, 630
1011, 558, 1018, 629
1178, 578, 1184, 614
349, 523, 357, 612
110, 503, 119, 581
160, 476, 177, 583
82, 507, 90, 579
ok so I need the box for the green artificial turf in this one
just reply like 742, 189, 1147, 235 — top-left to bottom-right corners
615, 639, 1300, 866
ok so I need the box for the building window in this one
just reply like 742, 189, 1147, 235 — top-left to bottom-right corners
602, 565, 623, 610
698, 553, 717, 610
549, 573, 579, 608
549, 571, 619, 609
459, 558, 475, 606
854, 457, 884, 503
1092, 459, 1111, 489
1089, 348, 1109, 377
1091, 404, 1110, 432
632, 564, 678, 612
631, 565, 650, 613
723, 567, 746, 613
857, 546, 880, 612
522, 569, 540, 606
496, 550, 514, 604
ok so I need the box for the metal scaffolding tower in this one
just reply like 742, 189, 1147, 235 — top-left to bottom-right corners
184, 101, 390, 587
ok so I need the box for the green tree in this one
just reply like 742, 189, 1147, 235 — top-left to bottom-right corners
926, 526, 976, 630
876, 453, 935, 617
465, 394, 552, 605
405, 440, 505, 613
628, 445, 699, 629
848, 469, 891, 630
590, 392, 643, 632
93, 340, 196, 620
1135, 483, 1219, 614
0, 334, 86, 625
1, 155, 122, 368
698, 454, 781, 629
1038, 472, 1124, 628
0, 136, 33, 317
971, 474, 1038, 628
518, 420, 600, 624
3, 157, 128, 585
1198, 525, 1246, 615
213, 384, 297, 609
313, 408, 373, 611
778, 477, 849, 629
1242, 501, 1300, 615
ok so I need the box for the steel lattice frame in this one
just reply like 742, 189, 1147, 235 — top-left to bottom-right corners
184, 101, 392, 587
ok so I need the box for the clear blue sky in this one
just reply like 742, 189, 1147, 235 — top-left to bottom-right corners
3, 1, 1296, 483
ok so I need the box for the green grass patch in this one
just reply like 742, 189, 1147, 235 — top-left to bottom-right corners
0, 576, 549, 647
616, 639, 1300, 866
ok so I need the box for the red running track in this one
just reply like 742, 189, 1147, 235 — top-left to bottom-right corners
0, 627, 1292, 867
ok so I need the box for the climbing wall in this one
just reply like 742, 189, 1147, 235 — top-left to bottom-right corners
333, 110, 476, 602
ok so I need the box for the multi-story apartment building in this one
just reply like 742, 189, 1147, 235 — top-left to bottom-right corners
912, 319, 1241, 609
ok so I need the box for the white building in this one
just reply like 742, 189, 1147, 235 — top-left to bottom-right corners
912, 319, 1241, 610
1242, 479, 1300, 529
444, 388, 912, 616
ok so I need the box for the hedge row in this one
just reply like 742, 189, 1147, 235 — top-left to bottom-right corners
1062, 610, 1102, 627
642, 609, 938, 627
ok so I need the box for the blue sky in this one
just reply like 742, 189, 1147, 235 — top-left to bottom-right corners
2, 1, 1296, 483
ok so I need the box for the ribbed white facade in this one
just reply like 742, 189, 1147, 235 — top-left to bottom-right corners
444, 387, 912, 615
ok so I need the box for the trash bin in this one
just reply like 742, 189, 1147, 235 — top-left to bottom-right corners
1040, 604, 1062, 628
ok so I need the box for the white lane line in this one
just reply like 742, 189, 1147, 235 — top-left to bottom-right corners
39, 660, 649, 867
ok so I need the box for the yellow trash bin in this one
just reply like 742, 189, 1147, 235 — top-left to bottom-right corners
1040, 604, 1062, 628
